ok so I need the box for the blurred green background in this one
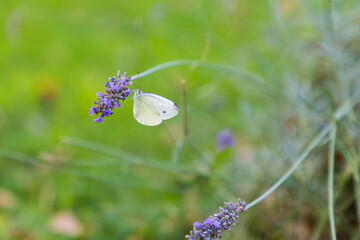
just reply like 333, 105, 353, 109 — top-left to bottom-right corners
1, 0, 360, 239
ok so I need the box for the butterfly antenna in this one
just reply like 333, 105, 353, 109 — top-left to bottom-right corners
132, 82, 140, 89
130, 70, 141, 89
133, 70, 140, 89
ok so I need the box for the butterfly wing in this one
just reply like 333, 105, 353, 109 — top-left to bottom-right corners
141, 93, 179, 120
133, 97, 163, 126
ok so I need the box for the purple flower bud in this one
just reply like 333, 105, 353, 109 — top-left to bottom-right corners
216, 128, 236, 152
89, 106, 97, 116
111, 83, 120, 92
213, 219, 221, 229
204, 218, 212, 226
102, 110, 113, 117
105, 82, 110, 87
193, 222, 202, 229
104, 97, 111, 107
124, 89, 131, 97
93, 117, 103, 123
120, 79, 127, 86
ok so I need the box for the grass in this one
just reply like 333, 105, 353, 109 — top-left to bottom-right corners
328, 122, 337, 240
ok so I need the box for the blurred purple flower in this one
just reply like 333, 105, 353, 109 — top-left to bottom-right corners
90, 70, 132, 123
216, 128, 236, 152
185, 199, 247, 240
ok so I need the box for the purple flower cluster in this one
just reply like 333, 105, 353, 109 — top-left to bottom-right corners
216, 128, 236, 152
185, 199, 247, 240
90, 71, 132, 123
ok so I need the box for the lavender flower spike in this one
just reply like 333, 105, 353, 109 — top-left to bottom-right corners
90, 71, 133, 123
185, 199, 247, 240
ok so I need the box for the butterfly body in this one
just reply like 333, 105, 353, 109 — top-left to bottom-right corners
133, 89, 179, 126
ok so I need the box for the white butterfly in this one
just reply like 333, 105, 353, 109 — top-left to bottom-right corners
133, 89, 180, 126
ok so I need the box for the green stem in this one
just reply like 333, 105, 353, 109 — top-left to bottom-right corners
328, 122, 337, 240
246, 98, 360, 209
354, 178, 360, 232
130, 60, 197, 81
246, 124, 331, 209
130, 60, 285, 99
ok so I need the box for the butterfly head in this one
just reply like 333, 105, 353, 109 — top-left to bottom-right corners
133, 89, 143, 100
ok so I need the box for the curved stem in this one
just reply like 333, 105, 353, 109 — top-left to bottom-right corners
246, 124, 331, 209
328, 122, 337, 240
246, 98, 360, 209
130, 60, 198, 81
130, 60, 286, 99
